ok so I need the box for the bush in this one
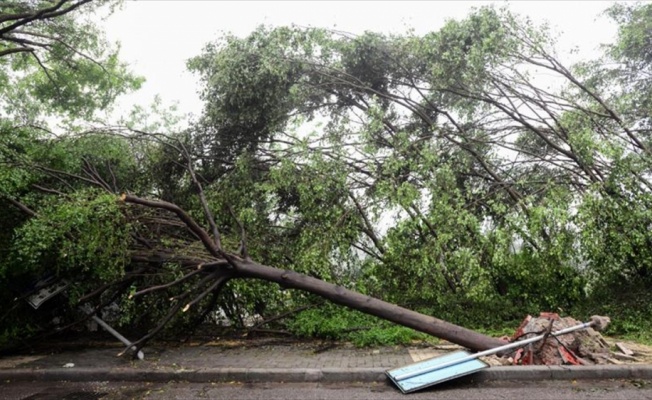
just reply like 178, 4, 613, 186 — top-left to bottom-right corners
287, 303, 435, 347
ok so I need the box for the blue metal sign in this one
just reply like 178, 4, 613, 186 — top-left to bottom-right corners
386, 350, 489, 393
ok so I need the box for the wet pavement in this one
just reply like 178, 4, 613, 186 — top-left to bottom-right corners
0, 339, 420, 372
1, 338, 651, 386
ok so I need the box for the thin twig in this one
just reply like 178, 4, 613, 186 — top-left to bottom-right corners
182, 274, 231, 313
129, 269, 204, 299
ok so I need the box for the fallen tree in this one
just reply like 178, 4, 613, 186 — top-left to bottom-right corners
0, 125, 507, 355
119, 193, 506, 354
6, 2, 652, 355
1, 169, 507, 354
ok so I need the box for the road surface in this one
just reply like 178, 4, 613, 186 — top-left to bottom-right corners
2, 379, 652, 399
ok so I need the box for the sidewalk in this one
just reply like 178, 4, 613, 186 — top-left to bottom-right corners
1, 339, 652, 383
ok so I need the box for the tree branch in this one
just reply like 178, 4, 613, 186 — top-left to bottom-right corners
182, 273, 231, 312
0, 46, 34, 57
3, 195, 37, 217
0, 0, 94, 36
121, 194, 222, 259
179, 141, 222, 250
129, 269, 204, 299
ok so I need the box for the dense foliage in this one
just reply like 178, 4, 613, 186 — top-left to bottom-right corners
183, 4, 652, 338
2, 1, 652, 350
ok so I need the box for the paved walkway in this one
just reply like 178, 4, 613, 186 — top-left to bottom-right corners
1, 340, 652, 384
0, 340, 428, 371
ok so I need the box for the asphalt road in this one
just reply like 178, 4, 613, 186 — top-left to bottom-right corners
2, 379, 652, 400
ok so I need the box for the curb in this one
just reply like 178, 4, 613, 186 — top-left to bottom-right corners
2, 366, 652, 383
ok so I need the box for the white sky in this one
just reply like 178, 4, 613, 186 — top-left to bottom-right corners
99, 1, 621, 125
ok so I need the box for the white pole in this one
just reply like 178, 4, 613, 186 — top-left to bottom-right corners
91, 315, 145, 360
394, 321, 593, 381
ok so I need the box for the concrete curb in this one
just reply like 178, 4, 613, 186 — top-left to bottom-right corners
1, 366, 652, 383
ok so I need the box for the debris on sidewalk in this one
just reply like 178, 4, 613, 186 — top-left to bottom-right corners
480, 354, 514, 366
616, 342, 634, 356
610, 352, 640, 362
509, 313, 611, 365
387, 315, 604, 393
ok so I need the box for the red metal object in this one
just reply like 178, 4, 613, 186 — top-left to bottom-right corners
511, 315, 532, 365
510, 313, 568, 365
513, 348, 523, 365
512, 315, 532, 341
539, 312, 561, 320
513, 347, 535, 365
558, 346, 581, 365
537, 312, 584, 365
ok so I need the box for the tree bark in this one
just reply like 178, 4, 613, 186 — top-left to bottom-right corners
235, 259, 506, 352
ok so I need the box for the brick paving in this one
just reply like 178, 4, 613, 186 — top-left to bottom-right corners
146, 344, 419, 370
0, 341, 450, 372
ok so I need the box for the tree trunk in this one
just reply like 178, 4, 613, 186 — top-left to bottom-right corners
235, 259, 506, 352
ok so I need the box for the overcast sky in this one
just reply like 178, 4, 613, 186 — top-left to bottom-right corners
99, 1, 620, 125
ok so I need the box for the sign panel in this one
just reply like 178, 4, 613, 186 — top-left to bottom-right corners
386, 350, 488, 393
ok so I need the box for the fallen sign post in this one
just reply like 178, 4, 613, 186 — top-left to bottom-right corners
386, 320, 597, 394
21, 275, 145, 361
89, 314, 145, 360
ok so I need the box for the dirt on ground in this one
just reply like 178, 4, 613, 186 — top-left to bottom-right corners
602, 338, 652, 363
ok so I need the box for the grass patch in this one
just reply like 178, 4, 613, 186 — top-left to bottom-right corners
287, 304, 438, 347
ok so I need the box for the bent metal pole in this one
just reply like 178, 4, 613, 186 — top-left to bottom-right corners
91, 315, 145, 360
393, 321, 594, 381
